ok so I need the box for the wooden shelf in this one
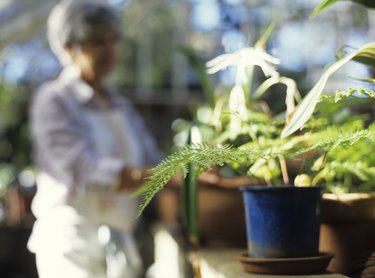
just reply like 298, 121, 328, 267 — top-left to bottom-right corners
199, 248, 350, 278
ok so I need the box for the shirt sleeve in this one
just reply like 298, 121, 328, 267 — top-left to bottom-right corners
30, 85, 124, 192
117, 96, 165, 166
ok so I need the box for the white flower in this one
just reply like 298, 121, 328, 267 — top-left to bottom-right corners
206, 47, 281, 84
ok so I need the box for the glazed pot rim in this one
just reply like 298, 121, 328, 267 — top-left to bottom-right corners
240, 185, 322, 192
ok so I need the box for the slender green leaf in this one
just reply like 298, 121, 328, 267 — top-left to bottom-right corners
312, 0, 375, 18
255, 21, 276, 49
177, 46, 215, 108
311, 0, 342, 18
350, 77, 375, 84
281, 42, 375, 138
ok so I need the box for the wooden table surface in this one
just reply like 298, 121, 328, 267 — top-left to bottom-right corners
198, 248, 349, 278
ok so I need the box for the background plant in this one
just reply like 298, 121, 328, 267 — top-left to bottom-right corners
0, 81, 32, 199
134, 5, 375, 216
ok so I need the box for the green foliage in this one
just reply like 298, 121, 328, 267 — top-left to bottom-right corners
136, 99, 375, 216
0, 82, 31, 169
0, 164, 16, 198
135, 3, 375, 219
0, 82, 23, 130
0, 80, 32, 203
123, 0, 375, 217
282, 42, 375, 137
132, 144, 251, 216
310, 123, 375, 192
311, 0, 375, 18
177, 46, 215, 108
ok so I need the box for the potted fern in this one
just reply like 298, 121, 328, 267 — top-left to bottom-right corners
133, 3, 375, 275
155, 23, 300, 250
134, 53, 375, 275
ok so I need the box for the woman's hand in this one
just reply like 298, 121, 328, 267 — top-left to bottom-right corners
198, 171, 264, 189
116, 166, 151, 192
116, 166, 264, 192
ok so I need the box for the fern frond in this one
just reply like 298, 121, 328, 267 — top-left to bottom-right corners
132, 144, 250, 217
318, 88, 375, 104
334, 88, 375, 102
295, 128, 371, 156
313, 160, 375, 193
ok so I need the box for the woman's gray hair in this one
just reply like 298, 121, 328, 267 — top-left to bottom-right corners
47, 0, 120, 66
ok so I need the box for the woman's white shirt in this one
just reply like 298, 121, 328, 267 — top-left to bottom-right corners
28, 67, 163, 253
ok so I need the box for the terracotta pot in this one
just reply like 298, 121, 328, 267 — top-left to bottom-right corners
319, 192, 375, 275
157, 185, 246, 247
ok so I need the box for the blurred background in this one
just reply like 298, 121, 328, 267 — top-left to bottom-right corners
0, 0, 374, 277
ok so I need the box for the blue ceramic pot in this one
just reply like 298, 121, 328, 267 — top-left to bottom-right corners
240, 185, 322, 258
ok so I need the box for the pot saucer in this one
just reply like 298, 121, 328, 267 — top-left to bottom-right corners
237, 252, 334, 275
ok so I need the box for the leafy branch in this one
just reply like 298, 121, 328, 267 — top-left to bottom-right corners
132, 144, 254, 217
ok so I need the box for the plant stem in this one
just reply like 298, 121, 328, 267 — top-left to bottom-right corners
244, 66, 254, 104
187, 162, 198, 241
278, 155, 290, 185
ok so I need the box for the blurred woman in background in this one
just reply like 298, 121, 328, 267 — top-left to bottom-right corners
27, 1, 163, 277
